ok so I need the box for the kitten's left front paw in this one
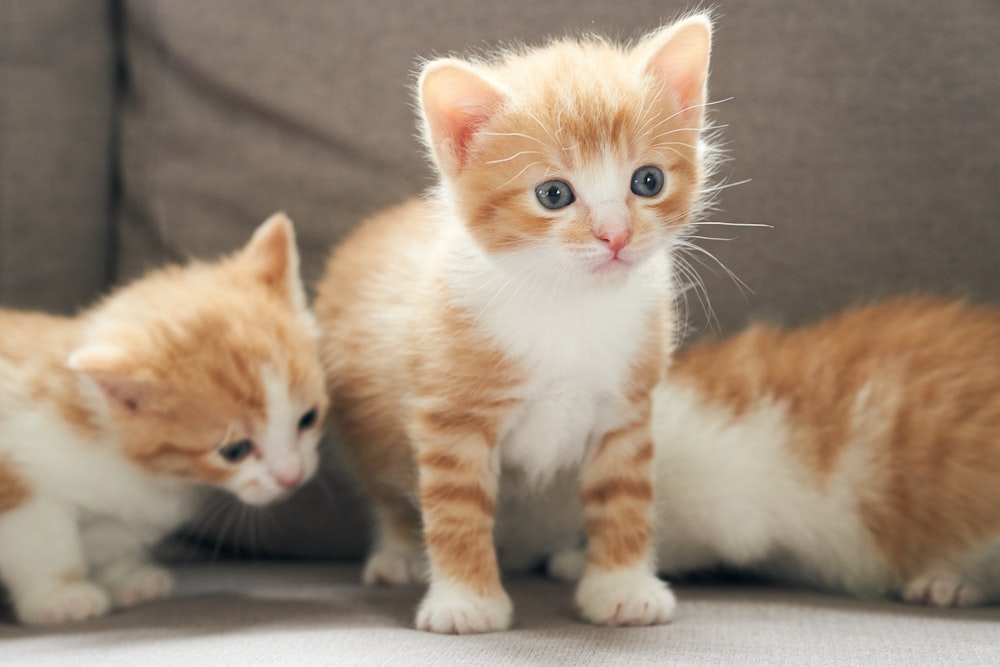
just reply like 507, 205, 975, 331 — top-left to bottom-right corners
576, 566, 675, 626
416, 581, 513, 634
102, 564, 175, 609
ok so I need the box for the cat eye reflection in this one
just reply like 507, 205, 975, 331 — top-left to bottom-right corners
631, 166, 665, 197
535, 180, 575, 209
218, 439, 255, 463
298, 407, 318, 431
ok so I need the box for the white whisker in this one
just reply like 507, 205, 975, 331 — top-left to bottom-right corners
479, 131, 546, 146
486, 150, 546, 165
691, 220, 772, 229
677, 240, 753, 297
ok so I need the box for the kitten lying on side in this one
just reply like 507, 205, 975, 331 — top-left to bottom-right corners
0, 214, 327, 625
316, 15, 716, 633
545, 296, 1000, 607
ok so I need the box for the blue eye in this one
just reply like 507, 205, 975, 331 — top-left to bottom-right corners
535, 180, 575, 209
631, 166, 664, 197
218, 439, 254, 463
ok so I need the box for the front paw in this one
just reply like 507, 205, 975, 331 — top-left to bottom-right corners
416, 581, 513, 634
902, 572, 984, 607
17, 581, 111, 626
576, 565, 675, 626
103, 564, 174, 608
362, 549, 428, 586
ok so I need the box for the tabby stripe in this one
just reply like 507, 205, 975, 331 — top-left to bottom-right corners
421, 482, 496, 515
424, 525, 503, 595
0, 454, 31, 514
592, 420, 649, 460
582, 477, 654, 506
415, 410, 496, 444
585, 516, 652, 570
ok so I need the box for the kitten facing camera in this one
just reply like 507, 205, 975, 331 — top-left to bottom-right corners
316, 14, 717, 633
0, 214, 328, 625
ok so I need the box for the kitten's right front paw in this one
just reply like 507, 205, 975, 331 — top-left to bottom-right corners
362, 550, 428, 586
17, 581, 111, 626
415, 582, 513, 634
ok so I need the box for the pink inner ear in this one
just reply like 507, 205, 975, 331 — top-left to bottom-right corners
642, 18, 712, 119
241, 212, 307, 309
97, 377, 144, 412
420, 60, 507, 176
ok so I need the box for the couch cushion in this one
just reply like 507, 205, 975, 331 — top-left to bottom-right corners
0, 0, 115, 313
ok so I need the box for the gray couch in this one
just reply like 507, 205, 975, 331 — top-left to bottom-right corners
2, 0, 999, 663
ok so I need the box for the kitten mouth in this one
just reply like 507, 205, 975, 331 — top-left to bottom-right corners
591, 256, 632, 274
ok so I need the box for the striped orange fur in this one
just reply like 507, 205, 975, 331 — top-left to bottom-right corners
317, 15, 716, 632
657, 296, 1000, 605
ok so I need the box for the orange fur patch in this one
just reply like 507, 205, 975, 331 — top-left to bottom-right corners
672, 296, 1000, 583
0, 453, 31, 514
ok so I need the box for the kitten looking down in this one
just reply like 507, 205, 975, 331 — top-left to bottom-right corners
0, 214, 327, 625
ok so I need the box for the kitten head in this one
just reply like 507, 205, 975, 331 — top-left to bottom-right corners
418, 14, 714, 286
68, 213, 328, 506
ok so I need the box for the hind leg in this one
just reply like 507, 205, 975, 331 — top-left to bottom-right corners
362, 492, 427, 586
902, 572, 984, 607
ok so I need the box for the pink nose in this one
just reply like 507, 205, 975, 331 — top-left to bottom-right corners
274, 466, 304, 490
595, 228, 632, 255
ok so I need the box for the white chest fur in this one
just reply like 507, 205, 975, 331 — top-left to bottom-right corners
451, 248, 671, 482
0, 397, 199, 535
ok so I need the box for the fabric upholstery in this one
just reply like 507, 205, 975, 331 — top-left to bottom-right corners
3, 563, 999, 665
0, 0, 115, 313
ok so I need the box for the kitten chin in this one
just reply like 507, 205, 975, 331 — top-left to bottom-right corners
317, 14, 716, 633
0, 212, 328, 625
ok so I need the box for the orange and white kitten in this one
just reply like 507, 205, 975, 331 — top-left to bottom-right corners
545, 297, 1000, 607
316, 15, 715, 633
0, 214, 327, 625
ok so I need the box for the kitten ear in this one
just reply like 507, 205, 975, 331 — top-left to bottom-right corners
419, 59, 509, 177
638, 15, 713, 125
68, 344, 158, 413
240, 212, 308, 311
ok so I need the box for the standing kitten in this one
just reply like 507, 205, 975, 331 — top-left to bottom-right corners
0, 214, 328, 625
316, 15, 715, 633
651, 296, 1000, 606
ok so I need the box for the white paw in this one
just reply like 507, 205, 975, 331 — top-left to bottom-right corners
362, 549, 428, 586
576, 566, 676, 626
547, 548, 587, 583
105, 564, 174, 608
415, 581, 513, 634
902, 573, 984, 607
17, 581, 111, 626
